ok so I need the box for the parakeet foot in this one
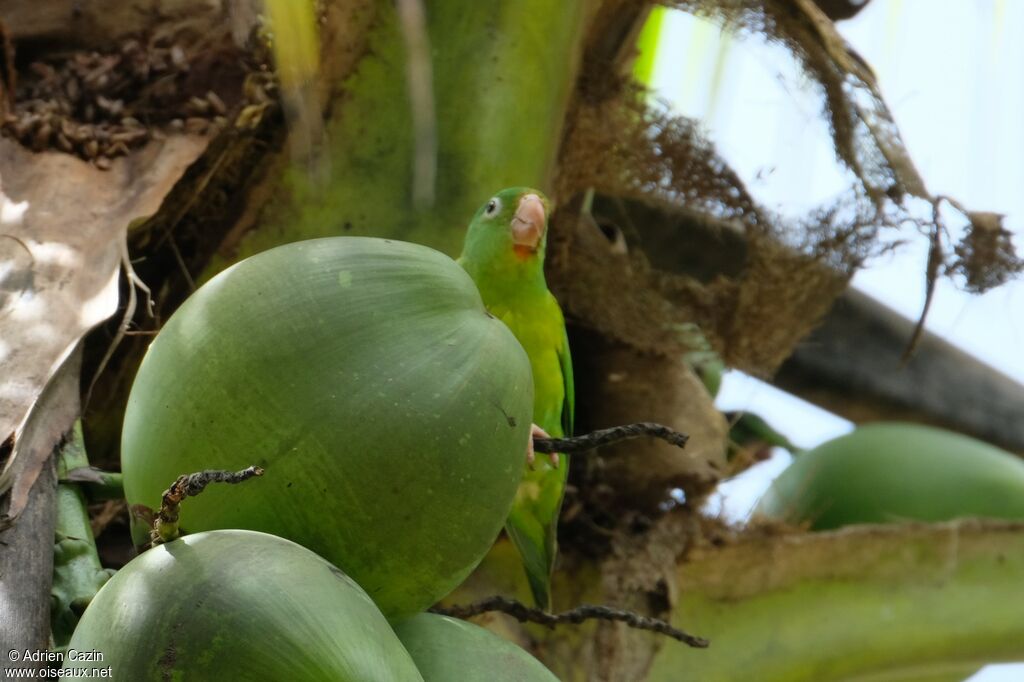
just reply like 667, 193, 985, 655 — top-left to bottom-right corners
525, 423, 559, 468
526, 423, 557, 467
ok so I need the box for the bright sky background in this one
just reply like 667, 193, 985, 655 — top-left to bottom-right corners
650, 1, 1024, 679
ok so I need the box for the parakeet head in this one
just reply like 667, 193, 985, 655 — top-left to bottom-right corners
460, 187, 552, 271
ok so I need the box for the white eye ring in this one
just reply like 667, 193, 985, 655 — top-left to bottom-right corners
484, 197, 501, 217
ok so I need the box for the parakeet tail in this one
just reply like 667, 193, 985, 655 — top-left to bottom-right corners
505, 510, 555, 611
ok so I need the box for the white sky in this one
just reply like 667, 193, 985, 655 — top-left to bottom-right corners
651, 1, 1024, 679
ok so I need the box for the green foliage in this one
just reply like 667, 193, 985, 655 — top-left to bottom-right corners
633, 7, 667, 86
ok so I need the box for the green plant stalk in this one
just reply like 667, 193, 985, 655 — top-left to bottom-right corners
264, 0, 319, 92
215, 0, 591, 272
676, 322, 725, 398
51, 422, 115, 650
81, 470, 123, 501
647, 520, 1024, 682
63, 468, 124, 502
633, 5, 666, 86
151, 466, 264, 545
263, 0, 324, 170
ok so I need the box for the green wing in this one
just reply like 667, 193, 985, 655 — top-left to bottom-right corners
558, 324, 574, 438
503, 300, 574, 610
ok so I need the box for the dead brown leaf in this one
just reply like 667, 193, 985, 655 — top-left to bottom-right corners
0, 134, 207, 515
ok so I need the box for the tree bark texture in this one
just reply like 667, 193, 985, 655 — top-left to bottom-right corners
0, 349, 80, 666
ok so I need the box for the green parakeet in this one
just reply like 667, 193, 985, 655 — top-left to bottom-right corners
458, 187, 573, 610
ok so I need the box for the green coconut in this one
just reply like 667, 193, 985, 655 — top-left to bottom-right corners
121, 237, 533, 617
393, 613, 558, 681
61, 530, 424, 681
755, 422, 1024, 530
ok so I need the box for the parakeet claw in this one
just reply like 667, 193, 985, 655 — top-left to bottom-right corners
526, 423, 551, 467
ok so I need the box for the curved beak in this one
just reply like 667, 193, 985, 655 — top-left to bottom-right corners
511, 193, 546, 252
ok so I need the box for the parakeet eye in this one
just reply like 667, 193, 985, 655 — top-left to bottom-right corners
484, 198, 501, 218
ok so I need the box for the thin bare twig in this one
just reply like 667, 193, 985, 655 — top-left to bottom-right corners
432, 596, 708, 648
151, 465, 263, 544
902, 196, 966, 363
167, 231, 196, 292
533, 422, 688, 454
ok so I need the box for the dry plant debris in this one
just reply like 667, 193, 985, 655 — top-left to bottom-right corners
552, 0, 1021, 375
1, 27, 274, 169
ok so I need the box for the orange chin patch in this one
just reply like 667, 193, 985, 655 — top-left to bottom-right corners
513, 245, 537, 260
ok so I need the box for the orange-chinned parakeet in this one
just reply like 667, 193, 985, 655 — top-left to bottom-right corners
458, 187, 573, 609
